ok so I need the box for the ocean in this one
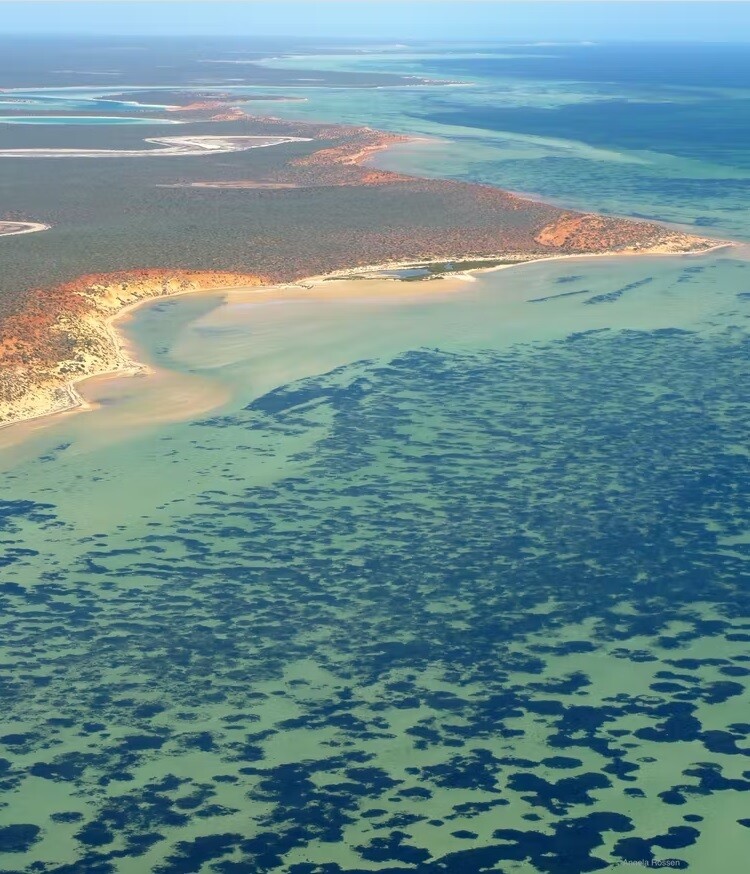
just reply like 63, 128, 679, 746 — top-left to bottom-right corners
1, 43, 748, 872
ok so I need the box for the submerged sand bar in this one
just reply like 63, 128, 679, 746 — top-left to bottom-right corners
0, 220, 50, 236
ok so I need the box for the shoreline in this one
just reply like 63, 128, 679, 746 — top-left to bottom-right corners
369, 136, 741, 249
1, 237, 735, 437
497, 184, 740, 250
299, 239, 735, 284
0, 287, 226, 436
0, 103, 732, 436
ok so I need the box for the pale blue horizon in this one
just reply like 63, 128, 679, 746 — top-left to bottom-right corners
2, 2, 750, 42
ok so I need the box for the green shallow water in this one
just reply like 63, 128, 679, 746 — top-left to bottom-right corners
1, 251, 749, 872
2, 44, 750, 874
259, 46, 750, 242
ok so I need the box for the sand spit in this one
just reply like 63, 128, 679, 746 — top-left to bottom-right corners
0, 134, 311, 159
157, 181, 303, 190
300, 240, 734, 285
0, 220, 50, 236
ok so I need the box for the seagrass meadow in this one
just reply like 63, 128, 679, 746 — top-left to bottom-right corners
0, 36, 748, 874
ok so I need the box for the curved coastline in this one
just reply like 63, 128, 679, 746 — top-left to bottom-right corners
370, 137, 739, 249
1, 240, 733, 438
0, 112, 730, 434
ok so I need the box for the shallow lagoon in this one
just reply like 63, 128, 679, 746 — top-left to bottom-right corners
1, 43, 749, 873
1, 248, 749, 872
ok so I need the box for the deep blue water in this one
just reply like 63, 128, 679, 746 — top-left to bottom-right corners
413, 44, 750, 194
262, 43, 750, 238
419, 42, 750, 89
420, 95, 750, 168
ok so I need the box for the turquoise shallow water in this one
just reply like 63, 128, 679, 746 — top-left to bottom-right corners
260, 45, 750, 242
1, 46, 749, 873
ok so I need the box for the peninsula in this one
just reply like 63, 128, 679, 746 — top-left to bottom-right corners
0, 96, 723, 429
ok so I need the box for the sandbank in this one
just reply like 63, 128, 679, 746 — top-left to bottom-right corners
0, 220, 50, 236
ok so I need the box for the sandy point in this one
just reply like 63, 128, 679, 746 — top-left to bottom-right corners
223, 274, 475, 308
0, 220, 51, 237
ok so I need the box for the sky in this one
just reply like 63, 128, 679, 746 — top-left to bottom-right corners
1, 1, 749, 42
